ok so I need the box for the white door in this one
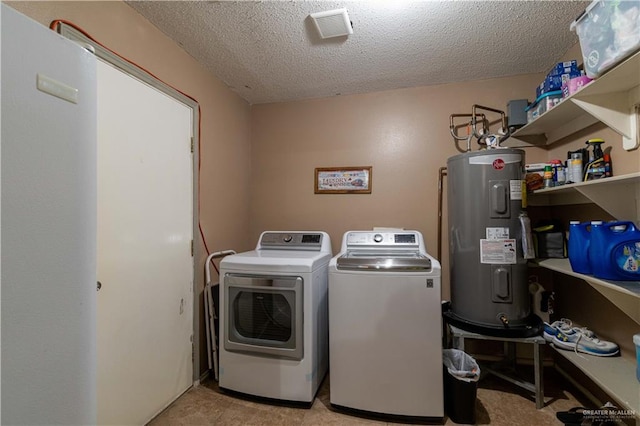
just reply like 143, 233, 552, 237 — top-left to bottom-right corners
96, 60, 194, 425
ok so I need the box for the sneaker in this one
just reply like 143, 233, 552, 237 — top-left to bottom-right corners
553, 327, 620, 357
543, 318, 574, 342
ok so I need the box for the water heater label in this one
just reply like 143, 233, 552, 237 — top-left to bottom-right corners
486, 227, 509, 239
480, 239, 517, 264
510, 180, 523, 200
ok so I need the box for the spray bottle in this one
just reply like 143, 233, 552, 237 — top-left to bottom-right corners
586, 138, 604, 161
584, 138, 606, 180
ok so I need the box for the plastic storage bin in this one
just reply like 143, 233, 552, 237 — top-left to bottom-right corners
571, 0, 640, 78
533, 220, 566, 259
443, 349, 480, 424
526, 91, 563, 123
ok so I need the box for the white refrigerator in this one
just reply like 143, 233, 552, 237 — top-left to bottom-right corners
1, 4, 97, 424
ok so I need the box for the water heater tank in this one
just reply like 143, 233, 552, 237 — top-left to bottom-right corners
445, 149, 540, 337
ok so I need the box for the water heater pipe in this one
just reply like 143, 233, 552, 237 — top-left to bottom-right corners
437, 166, 447, 261
449, 113, 487, 152
471, 104, 510, 144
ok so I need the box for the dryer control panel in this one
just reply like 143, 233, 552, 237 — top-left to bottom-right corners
258, 231, 327, 251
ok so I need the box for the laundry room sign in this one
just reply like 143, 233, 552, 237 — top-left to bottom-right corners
314, 166, 372, 194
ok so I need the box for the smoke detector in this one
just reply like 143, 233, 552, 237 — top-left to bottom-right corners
310, 8, 353, 39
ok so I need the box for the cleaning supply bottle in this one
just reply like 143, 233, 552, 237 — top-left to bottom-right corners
584, 139, 605, 180
568, 221, 594, 274
550, 159, 565, 185
568, 150, 584, 183
543, 165, 554, 188
589, 221, 640, 280
586, 138, 604, 161
586, 221, 603, 275
604, 153, 613, 177
528, 279, 550, 323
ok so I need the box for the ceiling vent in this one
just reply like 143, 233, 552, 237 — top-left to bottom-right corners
310, 8, 353, 39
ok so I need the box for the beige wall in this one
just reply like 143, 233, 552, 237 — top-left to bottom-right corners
251, 74, 549, 297
250, 60, 639, 300
251, 70, 640, 366
6, 1, 253, 376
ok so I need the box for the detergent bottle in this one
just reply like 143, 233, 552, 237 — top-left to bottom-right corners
589, 221, 640, 280
568, 221, 593, 274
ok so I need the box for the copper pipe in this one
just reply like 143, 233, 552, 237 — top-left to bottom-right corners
449, 113, 487, 151
471, 104, 510, 142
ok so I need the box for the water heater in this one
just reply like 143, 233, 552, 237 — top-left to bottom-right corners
445, 148, 541, 337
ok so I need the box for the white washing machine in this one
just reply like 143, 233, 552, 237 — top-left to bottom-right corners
329, 230, 443, 419
218, 231, 331, 403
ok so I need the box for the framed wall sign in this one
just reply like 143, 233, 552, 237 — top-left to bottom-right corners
314, 166, 372, 194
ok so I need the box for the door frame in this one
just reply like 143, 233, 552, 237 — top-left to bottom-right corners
56, 24, 201, 383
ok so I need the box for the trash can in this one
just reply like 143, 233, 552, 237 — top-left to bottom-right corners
443, 349, 480, 424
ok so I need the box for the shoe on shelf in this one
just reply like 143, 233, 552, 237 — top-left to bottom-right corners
543, 318, 574, 342
555, 406, 586, 426
553, 327, 620, 357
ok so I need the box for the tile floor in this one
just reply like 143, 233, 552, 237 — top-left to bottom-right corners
149, 368, 590, 425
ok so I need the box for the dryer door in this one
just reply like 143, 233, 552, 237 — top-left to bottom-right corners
224, 274, 303, 360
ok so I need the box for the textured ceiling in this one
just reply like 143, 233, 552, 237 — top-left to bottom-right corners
126, 0, 590, 105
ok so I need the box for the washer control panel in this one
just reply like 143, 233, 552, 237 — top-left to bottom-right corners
345, 231, 419, 247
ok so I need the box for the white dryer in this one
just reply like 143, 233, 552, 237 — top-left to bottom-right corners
329, 230, 443, 419
218, 231, 331, 403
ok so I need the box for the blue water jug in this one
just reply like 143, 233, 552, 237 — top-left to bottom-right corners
589, 221, 640, 281
568, 221, 593, 274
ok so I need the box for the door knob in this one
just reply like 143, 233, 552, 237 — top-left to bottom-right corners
97, 281, 102, 291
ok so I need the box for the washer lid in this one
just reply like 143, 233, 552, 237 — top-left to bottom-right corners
336, 251, 431, 271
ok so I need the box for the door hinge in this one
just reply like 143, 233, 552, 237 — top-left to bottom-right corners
191, 239, 194, 256
190, 137, 194, 153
